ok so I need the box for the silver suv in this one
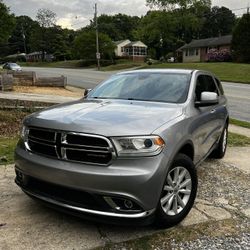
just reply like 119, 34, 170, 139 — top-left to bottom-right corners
15, 69, 228, 227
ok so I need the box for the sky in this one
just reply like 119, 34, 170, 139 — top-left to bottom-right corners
3, 0, 250, 30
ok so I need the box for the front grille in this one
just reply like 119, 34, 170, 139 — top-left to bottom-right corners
26, 128, 113, 165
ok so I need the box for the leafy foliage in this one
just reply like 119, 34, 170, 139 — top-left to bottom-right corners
73, 31, 115, 60
207, 48, 232, 62
36, 8, 56, 28
136, 11, 179, 58
146, 0, 211, 9
232, 13, 250, 63
89, 14, 140, 41
200, 6, 236, 38
0, 1, 15, 55
1, 1, 240, 62
8, 15, 39, 54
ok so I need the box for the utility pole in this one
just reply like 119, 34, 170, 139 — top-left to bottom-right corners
21, 25, 27, 54
95, 3, 100, 70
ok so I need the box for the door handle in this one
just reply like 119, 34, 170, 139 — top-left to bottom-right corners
210, 109, 216, 114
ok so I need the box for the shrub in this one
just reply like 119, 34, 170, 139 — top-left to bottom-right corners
207, 48, 232, 62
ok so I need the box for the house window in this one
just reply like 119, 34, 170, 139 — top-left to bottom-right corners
196, 49, 199, 56
185, 50, 188, 57
188, 48, 195, 56
121, 47, 124, 52
140, 47, 146, 55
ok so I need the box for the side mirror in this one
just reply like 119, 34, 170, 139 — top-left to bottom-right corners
195, 91, 218, 107
84, 88, 92, 98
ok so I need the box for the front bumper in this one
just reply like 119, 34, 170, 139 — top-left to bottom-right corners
15, 145, 170, 221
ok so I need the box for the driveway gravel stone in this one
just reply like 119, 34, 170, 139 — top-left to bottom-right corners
0, 147, 249, 249
171, 233, 250, 250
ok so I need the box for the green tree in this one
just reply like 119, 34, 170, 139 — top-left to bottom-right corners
8, 15, 39, 54
89, 14, 140, 41
146, 0, 211, 10
136, 11, 177, 59
200, 6, 236, 38
73, 31, 115, 60
46, 26, 74, 60
232, 13, 250, 63
30, 8, 57, 60
36, 8, 56, 28
0, 0, 15, 56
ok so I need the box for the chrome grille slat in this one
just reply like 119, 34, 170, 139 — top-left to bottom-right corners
61, 142, 110, 151
25, 127, 113, 165
28, 135, 56, 144
63, 147, 111, 154
28, 138, 55, 147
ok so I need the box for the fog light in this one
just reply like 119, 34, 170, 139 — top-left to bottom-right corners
124, 200, 133, 209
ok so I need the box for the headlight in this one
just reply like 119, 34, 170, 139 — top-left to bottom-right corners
111, 135, 165, 157
21, 125, 29, 140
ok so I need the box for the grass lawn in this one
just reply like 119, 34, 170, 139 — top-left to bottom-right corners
144, 62, 250, 84
229, 118, 250, 129
100, 59, 145, 71
0, 137, 18, 165
228, 132, 250, 147
19, 59, 145, 71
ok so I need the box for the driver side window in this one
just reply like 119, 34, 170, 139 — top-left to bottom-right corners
195, 75, 219, 101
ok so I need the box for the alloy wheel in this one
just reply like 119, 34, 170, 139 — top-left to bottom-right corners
160, 166, 192, 216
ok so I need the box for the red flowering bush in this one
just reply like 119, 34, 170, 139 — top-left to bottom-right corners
207, 48, 232, 62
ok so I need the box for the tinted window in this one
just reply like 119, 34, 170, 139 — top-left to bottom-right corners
89, 73, 191, 103
195, 75, 218, 101
215, 78, 224, 95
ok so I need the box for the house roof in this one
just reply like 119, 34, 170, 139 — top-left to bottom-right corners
26, 51, 45, 56
114, 40, 130, 45
178, 35, 232, 50
124, 41, 147, 48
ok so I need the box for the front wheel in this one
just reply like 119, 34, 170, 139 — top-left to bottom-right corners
210, 126, 228, 159
155, 154, 197, 228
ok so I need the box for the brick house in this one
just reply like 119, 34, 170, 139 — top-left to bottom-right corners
177, 35, 232, 62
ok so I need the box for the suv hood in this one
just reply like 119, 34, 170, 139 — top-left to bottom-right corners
25, 99, 183, 137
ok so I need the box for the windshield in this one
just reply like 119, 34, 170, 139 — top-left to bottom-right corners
88, 72, 191, 103
9, 63, 19, 67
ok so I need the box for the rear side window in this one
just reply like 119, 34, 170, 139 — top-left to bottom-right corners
215, 78, 224, 95
195, 75, 218, 101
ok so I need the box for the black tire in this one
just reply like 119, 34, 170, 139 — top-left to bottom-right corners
155, 153, 197, 228
210, 125, 228, 159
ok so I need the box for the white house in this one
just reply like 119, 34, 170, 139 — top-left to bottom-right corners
114, 40, 131, 57
114, 40, 147, 61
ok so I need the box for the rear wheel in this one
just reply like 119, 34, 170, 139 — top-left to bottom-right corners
155, 154, 197, 228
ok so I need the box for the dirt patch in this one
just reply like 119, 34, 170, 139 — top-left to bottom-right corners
0, 110, 30, 137
13, 86, 83, 98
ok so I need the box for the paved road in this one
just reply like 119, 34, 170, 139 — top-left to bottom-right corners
22, 66, 112, 89
22, 67, 250, 122
221, 82, 250, 122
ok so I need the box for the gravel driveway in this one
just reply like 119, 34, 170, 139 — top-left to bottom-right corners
0, 147, 249, 250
